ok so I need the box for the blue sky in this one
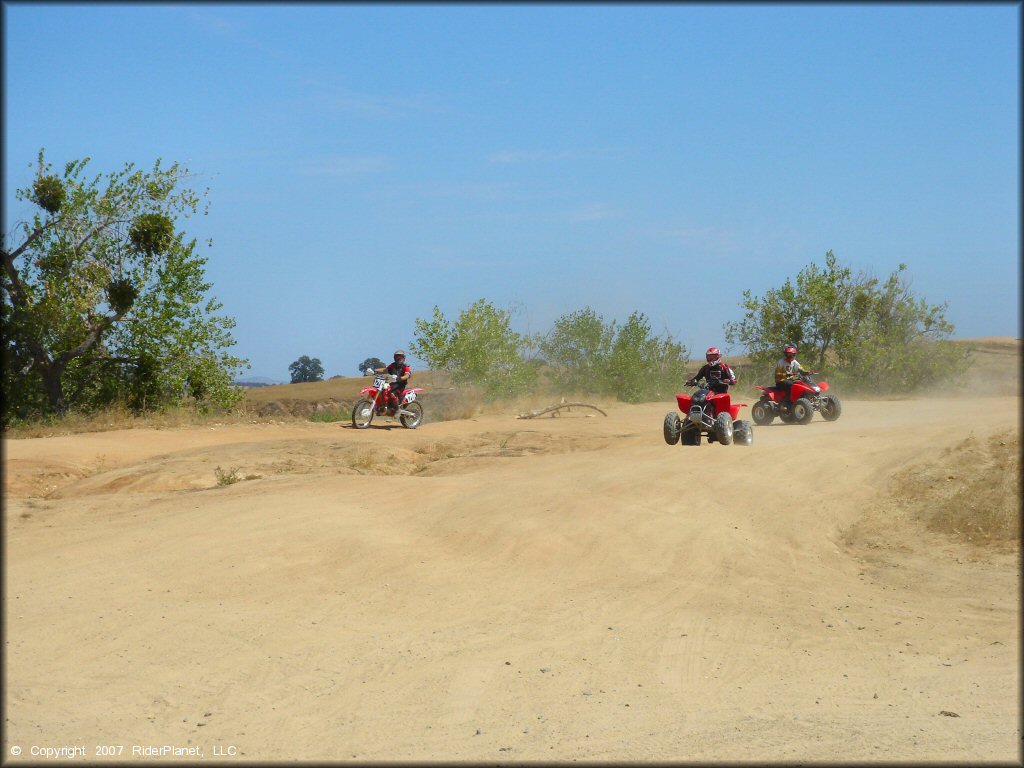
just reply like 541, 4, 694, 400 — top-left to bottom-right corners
3, 3, 1019, 381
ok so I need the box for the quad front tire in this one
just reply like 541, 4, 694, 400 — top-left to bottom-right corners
352, 399, 375, 429
751, 400, 774, 426
733, 419, 753, 446
821, 394, 842, 421
792, 397, 814, 425
713, 412, 734, 445
663, 412, 681, 445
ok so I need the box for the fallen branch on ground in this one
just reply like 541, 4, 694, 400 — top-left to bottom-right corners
517, 402, 608, 419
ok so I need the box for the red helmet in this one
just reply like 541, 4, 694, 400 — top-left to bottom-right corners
706, 347, 721, 363
783, 344, 797, 360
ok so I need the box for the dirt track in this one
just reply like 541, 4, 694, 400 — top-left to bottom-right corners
3, 391, 1020, 762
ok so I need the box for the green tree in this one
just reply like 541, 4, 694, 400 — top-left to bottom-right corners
539, 306, 615, 393
411, 299, 537, 398
410, 305, 455, 373
2, 150, 247, 421
837, 264, 967, 391
289, 355, 324, 383
724, 251, 967, 392
603, 311, 689, 402
358, 356, 386, 374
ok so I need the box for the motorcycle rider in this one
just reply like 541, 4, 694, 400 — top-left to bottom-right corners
686, 347, 737, 394
775, 343, 809, 397
370, 350, 411, 415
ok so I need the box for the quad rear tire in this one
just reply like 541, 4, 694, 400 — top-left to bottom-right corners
680, 425, 700, 446
663, 412, 681, 445
821, 394, 842, 421
792, 397, 814, 425
399, 401, 424, 429
713, 412, 734, 445
352, 399, 375, 429
733, 419, 753, 446
751, 400, 774, 426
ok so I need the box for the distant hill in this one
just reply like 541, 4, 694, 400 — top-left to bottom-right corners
234, 376, 287, 388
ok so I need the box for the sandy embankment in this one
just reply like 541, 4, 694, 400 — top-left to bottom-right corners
3, 362, 1020, 761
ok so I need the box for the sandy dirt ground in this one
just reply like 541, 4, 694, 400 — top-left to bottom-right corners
3, 386, 1020, 762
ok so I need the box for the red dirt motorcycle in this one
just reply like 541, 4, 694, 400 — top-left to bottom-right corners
352, 370, 425, 429
663, 379, 753, 447
751, 371, 841, 426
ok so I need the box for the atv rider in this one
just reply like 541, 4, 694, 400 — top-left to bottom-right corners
686, 347, 737, 394
774, 343, 809, 397
370, 350, 411, 415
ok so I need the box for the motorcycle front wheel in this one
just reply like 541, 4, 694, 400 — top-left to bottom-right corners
352, 399, 375, 429
399, 401, 424, 429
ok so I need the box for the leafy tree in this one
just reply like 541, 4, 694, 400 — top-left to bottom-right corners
539, 306, 615, 392
540, 307, 688, 401
410, 305, 455, 372
836, 264, 968, 391
413, 301, 690, 403
358, 356, 386, 373
289, 355, 324, 383
724, 250, 967, 393
411, 299, 537, 398
604, 311, 689, 402
2, 150, 247, 421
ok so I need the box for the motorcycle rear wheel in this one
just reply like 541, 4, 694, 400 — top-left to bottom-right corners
352, 399, 375, 429
399, 401, 424, 429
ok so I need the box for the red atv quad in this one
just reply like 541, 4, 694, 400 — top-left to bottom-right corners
663, 381, 753, 447
751, 371, 841, 426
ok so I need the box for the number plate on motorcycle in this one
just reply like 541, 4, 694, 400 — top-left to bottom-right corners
373, 377, 387, 389
405, 392, 416, 402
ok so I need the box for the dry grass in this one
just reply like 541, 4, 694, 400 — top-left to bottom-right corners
345, 449, 380, 472
4, 402, 275, 440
